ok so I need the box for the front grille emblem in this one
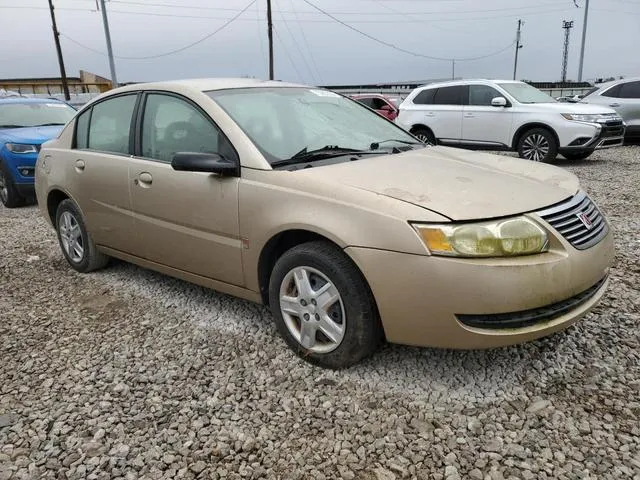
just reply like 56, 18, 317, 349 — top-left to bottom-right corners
577, 212, 593, 230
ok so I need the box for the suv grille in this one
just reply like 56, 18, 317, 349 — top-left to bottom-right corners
537, 192, 608, 250
601, 120, 624, 137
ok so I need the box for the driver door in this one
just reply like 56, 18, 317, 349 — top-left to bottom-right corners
128, 92, 244, 286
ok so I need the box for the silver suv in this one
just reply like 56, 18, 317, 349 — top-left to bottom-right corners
581, 78, 640, 142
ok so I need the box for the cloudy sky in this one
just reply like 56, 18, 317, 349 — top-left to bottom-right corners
0, 0, 638, 85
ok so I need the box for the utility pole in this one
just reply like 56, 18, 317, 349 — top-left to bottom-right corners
513, 19, 523, 80
267, 0, 274, 80
577, 0, 589, 81
47, 0, 70, 101
561, 20, 574, 82
451, 59, 455, 80
98, 0, 118, 88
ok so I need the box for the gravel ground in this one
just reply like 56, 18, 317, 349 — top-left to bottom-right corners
1, 147, 639, 480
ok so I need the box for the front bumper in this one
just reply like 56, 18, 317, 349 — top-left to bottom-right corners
345, 222, 614, 349
560, 119, 625, 153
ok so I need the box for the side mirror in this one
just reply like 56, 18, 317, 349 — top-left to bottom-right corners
171, 152, 238, 176
491, 96, 508, 107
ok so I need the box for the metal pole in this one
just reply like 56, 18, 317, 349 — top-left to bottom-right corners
267, 0, 274, 80
47, 0, 70, 101
451, 59, 455, 80
99, 0, 118, 87
513, 19, 522, 80
577, 0, 589, 81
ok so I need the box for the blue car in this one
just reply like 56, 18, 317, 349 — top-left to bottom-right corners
0, 97, 76, 208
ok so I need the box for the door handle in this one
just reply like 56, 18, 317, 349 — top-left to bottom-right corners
464, 113, 476, 118
135, 172, 153, 187
609, 103, 620, 107
74, 159, 85, 173
425, 112, 435, 117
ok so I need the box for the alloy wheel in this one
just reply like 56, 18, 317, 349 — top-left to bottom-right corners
279, 266, 346, 353
522, 133, 550, 161
0, 170, 8, 205
59, 211, 85, 263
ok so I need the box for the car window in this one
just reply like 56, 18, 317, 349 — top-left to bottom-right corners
141, 93, 233, 163
581, 86, 599, 98
619, 81, 640, 99
468, 85, 503, 106
0, 101, 75, 128
602, 84, 622, 98
370, 98, 388, 110
88, 95, 137, 154
75, 109, 90, 149
413, 89, 436, 105
355, 97, 374, 108
433, 86, 464, 105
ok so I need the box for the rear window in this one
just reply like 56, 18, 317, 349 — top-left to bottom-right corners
433, 86, 465, 105
413, 89, 436, 105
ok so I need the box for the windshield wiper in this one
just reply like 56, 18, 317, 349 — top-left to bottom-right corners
272, 145, 375, 167
33, 122, 66, 127
0, 124, 26, 129
370, 139, 421, 150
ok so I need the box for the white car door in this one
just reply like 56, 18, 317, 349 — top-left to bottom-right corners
428, 85, 464, 143
461, 84, 514, 148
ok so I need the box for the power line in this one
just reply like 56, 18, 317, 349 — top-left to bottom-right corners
278, 10, 318, 84
60, 0, 257, 60
272, 27, 303, 83
288, 0, 323, 84
299, 0, 515, 62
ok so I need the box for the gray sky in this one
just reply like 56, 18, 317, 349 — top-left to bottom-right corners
0, 0, 638, 85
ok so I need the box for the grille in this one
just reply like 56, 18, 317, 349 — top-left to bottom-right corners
456, 275, 607, 330
536, 191, 608, 250
602, 121, 624, 137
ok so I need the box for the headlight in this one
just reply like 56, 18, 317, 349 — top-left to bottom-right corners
413, 217, 548, 257
5, 143, 38, 154
561, 113, 620, 123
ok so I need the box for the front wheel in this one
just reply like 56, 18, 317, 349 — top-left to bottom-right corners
517, 128, 558, 162
0, 163, 24, 208
562, 151, 593, 161
268, 241, 382, 369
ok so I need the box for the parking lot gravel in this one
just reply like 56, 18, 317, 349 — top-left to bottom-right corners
1, 146, 639, 480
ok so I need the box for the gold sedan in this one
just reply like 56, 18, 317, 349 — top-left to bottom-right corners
35, 79, 614, 368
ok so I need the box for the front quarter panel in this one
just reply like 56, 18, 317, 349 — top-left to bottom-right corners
238, 168, 448, 292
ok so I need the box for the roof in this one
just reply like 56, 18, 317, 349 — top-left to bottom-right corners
0, 97, 67, 104
114, 77, 309, 94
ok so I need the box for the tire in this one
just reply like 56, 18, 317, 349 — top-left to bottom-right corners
268, 241, 382, 369
55, 199, 109, 273
517, 128, 558, 162
562, 151, 592, 161
0, 162, 25, 208
411, 127, 436, 145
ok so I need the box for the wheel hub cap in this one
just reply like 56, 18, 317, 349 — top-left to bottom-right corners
0, 171, 7, 204
279, 266, 346, 354
522, 134, 549, 161
59, 211, 84, 263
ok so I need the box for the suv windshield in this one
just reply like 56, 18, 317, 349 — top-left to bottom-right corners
207, 87, 420, 164
0, 101, 76, 128
497, 83, 556, 104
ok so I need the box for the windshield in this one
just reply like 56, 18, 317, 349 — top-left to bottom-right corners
497, 83, 557, 104
0, 101, 76, 128
207, 87, 419, 164
581, 86, 600, 98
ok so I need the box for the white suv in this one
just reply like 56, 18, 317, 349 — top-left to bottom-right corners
396, 80, 625, 162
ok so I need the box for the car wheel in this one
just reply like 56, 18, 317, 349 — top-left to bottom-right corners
562, 151, 592, 161
411, 127, 436, 145
0, 162, 25, 208
268, 241, 382, 369
55, 199, 109, 273
517, 128, 558, 162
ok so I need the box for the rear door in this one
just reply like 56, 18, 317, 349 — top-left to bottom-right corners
425, 86, 464, 143
71, 93, 139, 253
612, 81, 640, 130
461, 84, 513, 147
128, 92, 244, 286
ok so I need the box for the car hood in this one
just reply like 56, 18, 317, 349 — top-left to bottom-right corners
0, 125, 63, 144
293, 146, 579, 221
518, 102, 618, 115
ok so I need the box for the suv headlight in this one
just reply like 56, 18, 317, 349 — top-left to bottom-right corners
413, 217, 548, 257
562, 113, 620, 123
5, 143, 38, 154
